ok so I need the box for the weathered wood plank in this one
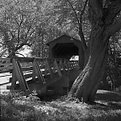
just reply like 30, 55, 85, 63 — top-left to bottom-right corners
21, 66, 33, 71
54, 60, 62, 77
12, 59, 30, 91
0, 58, 13, 73
24, 73, 33, 79
15, 56, 47, 62
0, 82, 10, 86
33, 59, 45, 84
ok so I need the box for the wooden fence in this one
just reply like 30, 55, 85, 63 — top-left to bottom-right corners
0, 57, 79, 95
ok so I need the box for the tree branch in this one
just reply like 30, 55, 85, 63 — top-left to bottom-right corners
8, 30, 15, 39
16, 24, 33, 48
65, 0, 88, 50
79, 24, 87, 50
27, 29, 35, 39
66, 0, 80, 24
24, 17, 36, 40
80, 0, 88, 18
15, 28, 35, 51
17, 14, 24, 43
15, 42, 31, 51
79, 0, 89, 50
24, 25, 32, 40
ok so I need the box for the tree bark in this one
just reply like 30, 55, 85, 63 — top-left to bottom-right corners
68, 25, 109, 102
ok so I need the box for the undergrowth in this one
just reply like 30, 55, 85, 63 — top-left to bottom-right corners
0, 90, 121, 121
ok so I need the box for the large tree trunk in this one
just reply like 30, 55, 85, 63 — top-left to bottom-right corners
68, 26, 109, 103
68, 0, 121, 103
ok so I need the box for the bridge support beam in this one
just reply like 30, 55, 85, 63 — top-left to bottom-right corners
11, 59, 30, 94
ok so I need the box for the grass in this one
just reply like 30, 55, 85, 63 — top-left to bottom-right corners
0, 90, 121, 121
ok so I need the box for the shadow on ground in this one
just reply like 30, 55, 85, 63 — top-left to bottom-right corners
95, 90, 121, 110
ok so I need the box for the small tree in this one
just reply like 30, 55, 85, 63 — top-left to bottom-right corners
0, 0, 47, 57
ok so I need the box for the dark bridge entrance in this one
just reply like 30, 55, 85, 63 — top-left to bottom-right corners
52, 43, 79, 59
47, 34, 82, 67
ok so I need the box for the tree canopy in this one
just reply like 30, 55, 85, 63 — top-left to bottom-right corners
0, 0, 60, 57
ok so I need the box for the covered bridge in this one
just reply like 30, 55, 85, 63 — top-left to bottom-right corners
46, 34, 83, 67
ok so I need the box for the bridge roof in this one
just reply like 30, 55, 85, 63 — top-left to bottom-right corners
46, 34, 82, 46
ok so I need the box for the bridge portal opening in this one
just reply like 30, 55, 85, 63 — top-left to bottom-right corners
52, 43, 79, 59
46, 34, 82, 65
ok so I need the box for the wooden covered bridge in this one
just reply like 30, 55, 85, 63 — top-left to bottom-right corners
0, 35, 81, 96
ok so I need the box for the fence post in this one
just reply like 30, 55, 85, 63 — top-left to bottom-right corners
12, 59, 30, 92
11, 68, 17, 90
32, 59, 46, 84
59, 59, 63, 71
46, 59, 53, 77
64, 59, 69, 71
54, 59, 62, 77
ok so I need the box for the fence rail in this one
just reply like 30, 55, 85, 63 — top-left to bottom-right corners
0, 57, 79, 94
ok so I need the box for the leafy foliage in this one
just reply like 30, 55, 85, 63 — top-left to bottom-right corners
0, 0, 57, 57
106, 33, 121, 89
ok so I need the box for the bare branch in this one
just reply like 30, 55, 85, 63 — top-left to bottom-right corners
66, 0, 80, 24
80, 0, 88, 19
79, 24, 87, 50
17, 14, 24, 43
16, 17, 35, 48
27, 29, 35, 39
14, 17, 19, 26
15, 28, 35, 51
14, 13, 24, 26
8, 30, 15, 39
66, 0, 88, 49
25, 26, 32, 39
79, 0, 89, 50
19, 14, 24, 26
24, 17, 36, 40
